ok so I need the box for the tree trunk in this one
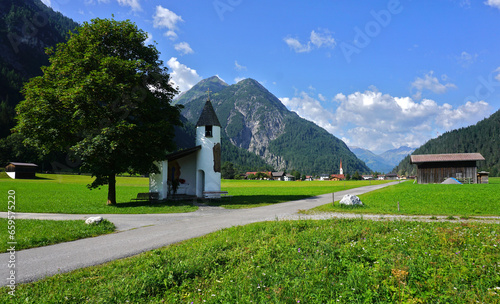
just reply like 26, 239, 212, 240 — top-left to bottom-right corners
107, 174, 116, 205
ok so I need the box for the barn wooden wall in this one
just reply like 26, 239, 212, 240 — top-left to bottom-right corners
416, 161, 478, 184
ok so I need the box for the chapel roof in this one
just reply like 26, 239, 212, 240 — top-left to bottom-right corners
196, 99, 221, 127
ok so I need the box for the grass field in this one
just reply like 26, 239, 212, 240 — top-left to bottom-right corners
0, 218, 115, 252
0, 174, 197, 214
219, 179, 393, 209
2, 219, 499, 303
312, 177, 500, 217
0, 174, 391, 213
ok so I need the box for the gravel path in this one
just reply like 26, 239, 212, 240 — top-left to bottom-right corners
0, 181, 498, 286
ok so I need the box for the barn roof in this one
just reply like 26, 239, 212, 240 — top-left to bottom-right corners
196, 99, 221, 127
8, 162, 38, 167
410, 153, 485, 164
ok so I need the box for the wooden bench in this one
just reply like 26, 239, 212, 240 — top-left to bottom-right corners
131, 192, 159, 201
202, 191, 232, 200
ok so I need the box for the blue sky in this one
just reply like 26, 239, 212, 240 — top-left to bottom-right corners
44, 0, 500, 153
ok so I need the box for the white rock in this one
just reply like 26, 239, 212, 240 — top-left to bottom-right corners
339, 194, 363, 206
85, 216, 103, 225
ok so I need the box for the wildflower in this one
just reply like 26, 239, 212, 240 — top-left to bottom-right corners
298, 248, 301, 253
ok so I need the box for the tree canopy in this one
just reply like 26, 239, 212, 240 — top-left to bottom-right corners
14, 18, 182, 205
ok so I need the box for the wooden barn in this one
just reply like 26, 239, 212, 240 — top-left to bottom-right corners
410, 153, 485, 184
5, 162, 39, 179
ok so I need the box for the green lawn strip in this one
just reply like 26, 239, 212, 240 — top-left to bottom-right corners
3, 219, 499, 303
0, 218, 115, 252
217, 179, 394, 209
0, 174, 197, 214
310, 177, 500, 216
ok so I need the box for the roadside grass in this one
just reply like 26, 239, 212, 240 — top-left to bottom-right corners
3, 219, 499, 303
311, 177, 500, 216
217, 179, 393, 209
0, 174, 197, 214
0, 218, 115, 252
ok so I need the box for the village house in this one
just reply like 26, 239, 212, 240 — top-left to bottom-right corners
245, 172, 272, 179
330, 174, 345, 181
385, 173, 399, 180
319, 174, 330, 181
271, 172, 285, 181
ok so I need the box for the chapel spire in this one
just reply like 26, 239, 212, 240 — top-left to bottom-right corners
196, 89, 221, 127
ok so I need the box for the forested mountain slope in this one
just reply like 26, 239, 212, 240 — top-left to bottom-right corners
394, 109, 500, 176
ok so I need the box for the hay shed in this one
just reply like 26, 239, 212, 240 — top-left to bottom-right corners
5, 162, 39, 179
410, 153, 485, 184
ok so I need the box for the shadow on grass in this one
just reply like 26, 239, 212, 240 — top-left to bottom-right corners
208, 195, 312, 207
113, 200, 195, 209
32, 176, 54, 180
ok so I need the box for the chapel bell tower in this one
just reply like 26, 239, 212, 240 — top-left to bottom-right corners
195, 92, 221, 197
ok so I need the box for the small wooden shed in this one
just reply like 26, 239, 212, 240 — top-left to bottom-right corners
477, 171, 489, 184
410, 153, 485, 184
5, 162, 39, 179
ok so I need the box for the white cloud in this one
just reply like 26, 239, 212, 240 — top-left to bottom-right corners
234, 77, 245, 83
117, 0, 141, 11
166, 57, 202, 93
284, 37, 311, 53
234, 61, 247, 71
174, 42, 194, 55
485, 0, 500, 9
281, 88, 491, 153
144, 32, 153, 45
310, 29, 336, 48
153, 6, 183, 40
41, 0, 51, 7
284, 29, 336, 53
410, 71, 457, 99
280, 92, 339, 134
437, 101, 491, 130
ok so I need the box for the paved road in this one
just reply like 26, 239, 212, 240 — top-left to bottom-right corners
1, 182, 497, 286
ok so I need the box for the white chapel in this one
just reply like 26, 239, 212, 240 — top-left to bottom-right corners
149, 97, 222, 199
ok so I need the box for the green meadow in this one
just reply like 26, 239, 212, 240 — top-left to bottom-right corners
0, 174, 391, 213
312, 177, 500, 217
2, 219, 499, 303
0, 173, 197, 214
219, 179, 393, 208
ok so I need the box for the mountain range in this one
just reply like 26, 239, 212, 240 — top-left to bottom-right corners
3, 1, 497, 178
0, 0, 78, 138
175, 76, 371, 175
394, 109, 500, 176
349, 146, 416, 173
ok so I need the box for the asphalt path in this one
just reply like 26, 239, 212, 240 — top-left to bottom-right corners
1, 181, 498, 286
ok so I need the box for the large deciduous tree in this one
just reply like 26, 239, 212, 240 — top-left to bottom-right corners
14, 18, 182, 205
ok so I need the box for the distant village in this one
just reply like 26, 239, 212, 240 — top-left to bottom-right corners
244, 171, 404, 181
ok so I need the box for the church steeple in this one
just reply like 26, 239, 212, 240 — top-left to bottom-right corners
196, 90, 221, 127
340, 159, 343, 175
